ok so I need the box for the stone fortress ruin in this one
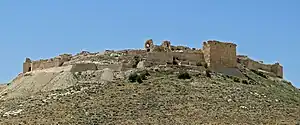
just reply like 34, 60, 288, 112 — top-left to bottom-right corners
22, 39, 283, 78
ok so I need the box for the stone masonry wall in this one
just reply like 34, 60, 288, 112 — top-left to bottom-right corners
171, 51, 205, 65
271, 63, 283, 78
23, 63, 31, 73
238, 56, 283, 78
125, 50, 147, 55
23, 54, 72, 73
23, 58, 32, 73
203, 40, 237, 69
146, 52, 173, 65
145, 51, 205, 66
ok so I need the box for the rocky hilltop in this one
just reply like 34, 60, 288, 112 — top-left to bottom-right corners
0, 40, 299, 124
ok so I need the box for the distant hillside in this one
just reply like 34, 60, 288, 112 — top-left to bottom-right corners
0, 63, 299, 124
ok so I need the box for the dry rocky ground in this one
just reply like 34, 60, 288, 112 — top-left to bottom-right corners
0, 52, 299, 125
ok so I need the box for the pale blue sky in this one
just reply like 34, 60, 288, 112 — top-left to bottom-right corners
0, 1, 299, 87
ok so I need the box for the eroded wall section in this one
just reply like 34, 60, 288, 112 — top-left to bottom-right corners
238, 55, 283, 78
23, 54, 72, 73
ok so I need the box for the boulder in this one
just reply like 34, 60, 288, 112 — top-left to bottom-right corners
137, 61, 145, 69
101, 68, 114, 81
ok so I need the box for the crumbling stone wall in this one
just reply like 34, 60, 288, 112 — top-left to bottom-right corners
126, 50, 147, 55
203, 40, 237, 69
145, 50, 205, 66
238, 56, 283, 78
145, 39, 175, 52
271, 63, 283, 78
146, 52, 173, 65
171, 51, 205, 65
23, 54, 72, 73
171, 46, 191, 51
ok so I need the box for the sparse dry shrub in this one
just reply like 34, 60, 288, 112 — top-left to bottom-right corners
140, 70, 150, 80
136, 75, 143, 83
178, 72, 191, 79
205, 70, 212, 78
128, 71, 146, 83
233, 77, 240, 83
128, 72, 138, 82
242, 79, 249, 84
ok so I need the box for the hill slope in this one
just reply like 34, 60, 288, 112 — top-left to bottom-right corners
0, 64, 299, 124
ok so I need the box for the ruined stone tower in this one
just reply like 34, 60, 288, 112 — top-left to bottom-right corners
23, 58, 32, 73
203, 40, 237, 69
144, 39, 154, 52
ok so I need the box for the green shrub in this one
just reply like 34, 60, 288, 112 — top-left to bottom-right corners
128, 73, 138, 82
128, 71, 146, 83
178, 72, 191, 79
6, 83, 11, 86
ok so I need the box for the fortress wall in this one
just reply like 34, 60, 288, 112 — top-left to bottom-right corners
145, 51, 205, 66
24, 54, 72, 73
238, 57, 283, 78
146, 52, 173, 65
271, 64, 283, 78
31, 59, 59, 71
247, 59, 272, 71
23, 62, 31, 73
31, 60, 45, 71
171, 51, 205, 64
126, 50, 147, 55
203, 42, 211, 67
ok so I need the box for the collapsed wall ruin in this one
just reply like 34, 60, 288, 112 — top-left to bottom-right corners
22, 39, 283, 78
23, 54, 72, 73
237, 55, 283, 78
